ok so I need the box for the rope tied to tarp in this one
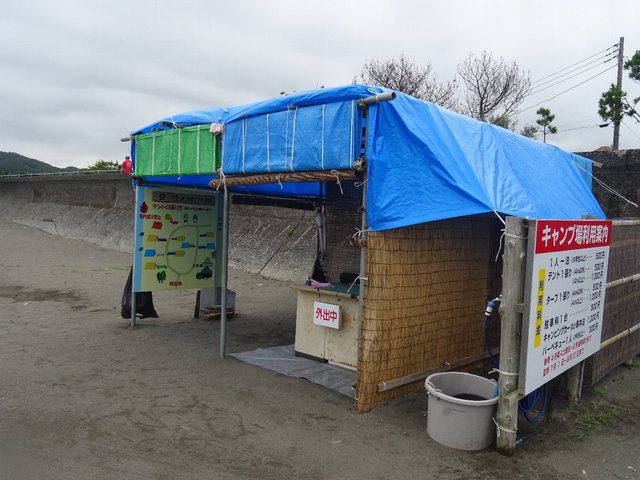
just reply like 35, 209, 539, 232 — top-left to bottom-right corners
215, 170, 227, 191
351, 227, 372, 241
346, 275, 367, 293
331, 169, 344, 195
573, 159, 639, 208
495, 227, 528, 263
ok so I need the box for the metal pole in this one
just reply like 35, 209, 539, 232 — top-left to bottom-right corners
357, 174, 368, 369
359, 92, 396, 106
130, 283, 136, 328
219, 187, 230, 359
613, 36, 624, 150
130, 184, 139, 329
356, 103, 372, 370
496, 217, 528, 456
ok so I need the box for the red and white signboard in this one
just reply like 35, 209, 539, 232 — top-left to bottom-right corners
313, 301, 341, 329
520, 219, 612, 395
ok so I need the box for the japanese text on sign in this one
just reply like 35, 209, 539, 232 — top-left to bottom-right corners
520, 220, 611, 395
313, 301, 341, 329
133, 186, 220, 293
536, 221, 610, 253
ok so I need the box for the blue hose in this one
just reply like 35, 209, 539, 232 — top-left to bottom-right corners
482, 299, 548, 424
483, 300, 500, 368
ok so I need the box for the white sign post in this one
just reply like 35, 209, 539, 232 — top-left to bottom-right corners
520, 219, 612, 395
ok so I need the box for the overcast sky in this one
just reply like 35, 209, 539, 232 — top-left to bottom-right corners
1, 0, 639, 168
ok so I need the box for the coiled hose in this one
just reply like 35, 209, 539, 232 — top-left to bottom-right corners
483, 298, 549, 426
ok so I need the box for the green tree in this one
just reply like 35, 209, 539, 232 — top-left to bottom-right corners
535, 107, 557, 143
84, 159, 120, 171
598, 84, 634, 129
489, 114, 518, 131
520, 125, 538, 139
624, 50, 640, 82
598, 49, 640, 148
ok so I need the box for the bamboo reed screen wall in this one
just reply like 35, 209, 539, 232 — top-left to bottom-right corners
587, 222, 640, 384
356, 216, 502, 412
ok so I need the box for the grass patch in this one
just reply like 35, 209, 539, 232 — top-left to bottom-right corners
591, 385, 608, 399
571, 402, 623, 438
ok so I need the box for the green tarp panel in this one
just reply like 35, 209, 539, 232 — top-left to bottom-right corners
134, 124, 220, 176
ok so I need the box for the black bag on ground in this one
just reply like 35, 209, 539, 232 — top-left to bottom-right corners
120, 266, 159, 319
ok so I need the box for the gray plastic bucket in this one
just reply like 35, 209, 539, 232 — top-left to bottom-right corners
425, 372, 498, 450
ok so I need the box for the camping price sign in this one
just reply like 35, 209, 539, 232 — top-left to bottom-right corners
519, 219, 611, 395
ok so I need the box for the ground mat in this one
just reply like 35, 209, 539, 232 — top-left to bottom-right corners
231, 344, 356, 398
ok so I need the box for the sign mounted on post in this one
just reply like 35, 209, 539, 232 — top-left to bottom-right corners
520, 219, 612, 395
133, 186, 222, 292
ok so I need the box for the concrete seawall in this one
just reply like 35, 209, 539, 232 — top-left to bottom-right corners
0, 174, 317, 281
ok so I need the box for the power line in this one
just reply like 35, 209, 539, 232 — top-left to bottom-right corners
518, 63, 618, 113
531, 45, 618, 84
529, 53, 617, 95
622, 120, 640, 142
555, 116, 602, 128
532, 51, 617, 89
557, 124, 603, 134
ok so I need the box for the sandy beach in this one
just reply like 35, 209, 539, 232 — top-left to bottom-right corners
1, 221, 639, 479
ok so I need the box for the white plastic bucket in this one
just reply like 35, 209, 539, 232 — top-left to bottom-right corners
425, 372, 498, 450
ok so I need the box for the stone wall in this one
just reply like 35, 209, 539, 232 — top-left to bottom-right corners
0, 174, 317, 282
577, 149, 640, 219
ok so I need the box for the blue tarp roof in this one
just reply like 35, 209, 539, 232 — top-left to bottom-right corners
132, 85, 604, 231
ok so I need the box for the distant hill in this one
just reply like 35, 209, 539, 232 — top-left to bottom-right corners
0, 151, 78, 175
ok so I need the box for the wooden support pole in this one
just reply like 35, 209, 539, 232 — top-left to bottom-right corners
600, 321, 640, 349
565, 362, 585, 403
496, 217, 528, 456
611, 219, 640, 227
606, 273, 640, 289
208, 169, 356, 189
377, 348, 500, 392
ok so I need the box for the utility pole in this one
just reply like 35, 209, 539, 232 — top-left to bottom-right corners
613, 37, 624, 150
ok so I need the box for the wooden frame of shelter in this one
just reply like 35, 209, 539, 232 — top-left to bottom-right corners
204, 93, 504, 412
127, 85, 612, 415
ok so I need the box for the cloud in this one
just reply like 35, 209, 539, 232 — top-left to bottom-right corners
0, 0, 638, 167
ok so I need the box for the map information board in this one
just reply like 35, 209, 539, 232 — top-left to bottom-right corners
520, 219, 611, 395
133, 186, 221, 292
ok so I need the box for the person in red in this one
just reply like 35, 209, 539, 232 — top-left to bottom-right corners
122, 155, 133, 174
